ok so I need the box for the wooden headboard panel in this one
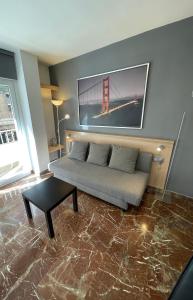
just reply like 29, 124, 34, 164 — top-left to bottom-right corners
64, 130, 174, 190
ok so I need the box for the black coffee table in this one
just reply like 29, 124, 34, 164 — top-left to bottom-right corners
22, 177, 78, 238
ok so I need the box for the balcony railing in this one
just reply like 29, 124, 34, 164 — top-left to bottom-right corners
0, 129, 18, 144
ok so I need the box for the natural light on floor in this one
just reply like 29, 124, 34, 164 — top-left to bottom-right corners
0, 141, 23, 181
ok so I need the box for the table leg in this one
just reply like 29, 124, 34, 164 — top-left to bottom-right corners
23, 196, 32, 219
73, 188, 78, 212
45, 211, 54, 238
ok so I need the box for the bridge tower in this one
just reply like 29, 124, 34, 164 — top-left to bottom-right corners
102, 77, 109, 113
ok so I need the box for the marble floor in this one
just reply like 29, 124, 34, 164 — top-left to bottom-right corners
0, 174, 193, 300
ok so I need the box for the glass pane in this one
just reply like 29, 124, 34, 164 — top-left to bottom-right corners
0, 83, 26, 185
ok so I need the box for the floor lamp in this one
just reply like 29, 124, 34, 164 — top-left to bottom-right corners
162, 111, 186, 202
51, 99, 70, 158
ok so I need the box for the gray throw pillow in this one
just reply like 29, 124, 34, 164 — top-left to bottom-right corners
136, 152, 153, 173
87, 143, 110, 166
67, 141, 88, 161
109, 145, 139, 173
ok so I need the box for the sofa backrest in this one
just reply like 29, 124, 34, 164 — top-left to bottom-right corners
136, 151, 153, 173
105, 144, 153, 174
87, 142, 153, 173
68, 141, 153, 173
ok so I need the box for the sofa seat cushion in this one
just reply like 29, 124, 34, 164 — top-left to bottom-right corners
49, 156, 149, 206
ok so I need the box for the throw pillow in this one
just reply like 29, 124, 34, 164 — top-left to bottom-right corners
87, 143, 110, 166
109, 145, 139, 173
67, 141, 88, 161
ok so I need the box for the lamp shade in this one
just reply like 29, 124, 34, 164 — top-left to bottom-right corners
156, 145, 165, 152
51, 99, 64, 106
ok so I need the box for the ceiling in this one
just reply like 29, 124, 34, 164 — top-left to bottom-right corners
0, 0, 192, 65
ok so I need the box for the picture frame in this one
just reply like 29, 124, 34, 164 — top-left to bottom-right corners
77, 63, 150, 129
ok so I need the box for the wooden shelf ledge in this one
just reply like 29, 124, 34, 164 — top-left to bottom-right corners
41, 84, 59, 91
48, 144, 64, 154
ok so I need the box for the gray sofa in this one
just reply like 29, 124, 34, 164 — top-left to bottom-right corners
49, 142, 153, 210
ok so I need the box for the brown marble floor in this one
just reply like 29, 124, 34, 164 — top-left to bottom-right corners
0, 174, 193, 300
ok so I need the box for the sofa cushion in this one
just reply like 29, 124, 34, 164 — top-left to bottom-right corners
87, 143, 110, 166
109, 145, 139, 173
49, 156, 149, 206
67, 141, 88, 161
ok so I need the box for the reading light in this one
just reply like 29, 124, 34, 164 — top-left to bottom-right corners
154, 144, 165, 164
156, 145, 165, 152
64, 114, 70, 120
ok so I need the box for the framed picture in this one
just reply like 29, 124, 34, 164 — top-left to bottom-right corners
78, 63, 149, 129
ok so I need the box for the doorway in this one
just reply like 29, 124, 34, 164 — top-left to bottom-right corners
0, 78, 31, 186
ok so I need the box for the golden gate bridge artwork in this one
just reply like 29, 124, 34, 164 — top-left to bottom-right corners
78, 63, 149, 128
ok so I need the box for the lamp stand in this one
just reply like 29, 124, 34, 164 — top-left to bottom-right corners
56, 106, 62, 158
55, 106, 70, 159
51, 97, 70, 159
162, 111, 186, 202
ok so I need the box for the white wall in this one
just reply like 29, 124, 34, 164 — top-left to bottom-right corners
18, 51, 49, 173
15, 50, 38, 172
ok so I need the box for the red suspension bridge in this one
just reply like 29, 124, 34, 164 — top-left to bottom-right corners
79, 76, 141, 119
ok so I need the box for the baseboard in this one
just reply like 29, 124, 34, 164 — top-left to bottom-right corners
167, 189, 193, 200
146, 186, 193, 201
40, 169, 50, 176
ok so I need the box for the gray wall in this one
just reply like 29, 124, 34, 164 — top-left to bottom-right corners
49, 17, 193, 198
